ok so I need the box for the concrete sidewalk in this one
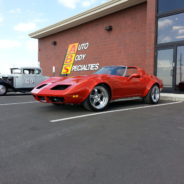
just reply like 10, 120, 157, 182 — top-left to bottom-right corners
161, 93, 184, 101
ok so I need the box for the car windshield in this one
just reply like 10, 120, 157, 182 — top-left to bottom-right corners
95, 66, 126, 76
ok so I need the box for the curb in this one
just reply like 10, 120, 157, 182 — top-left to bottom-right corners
160, 93, 184, 101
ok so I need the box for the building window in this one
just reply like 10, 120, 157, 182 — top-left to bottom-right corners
176, 46, 184, 90
157, 13, 184, 44
157, 49, 174, 88
158, 0, 184, 15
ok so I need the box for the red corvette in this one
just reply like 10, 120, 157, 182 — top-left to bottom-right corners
32, 66, 163, 111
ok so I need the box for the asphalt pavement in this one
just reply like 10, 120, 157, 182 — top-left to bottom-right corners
0, 94, 184, 184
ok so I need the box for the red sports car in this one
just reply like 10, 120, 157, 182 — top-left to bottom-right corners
32, 66, 163, 111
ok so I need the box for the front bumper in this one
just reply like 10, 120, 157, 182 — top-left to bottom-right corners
32, 86, 89, 104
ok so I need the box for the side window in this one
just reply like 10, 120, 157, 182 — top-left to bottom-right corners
125, 68, 138, 77
35, 69, 41, 75
11, 69, 22, 74
23, 69, 35, 74
23, 69, 30, 74
29, 69, 35, 74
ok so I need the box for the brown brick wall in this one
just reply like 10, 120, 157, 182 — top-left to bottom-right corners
146, 0, 157, 74
38, 2, 155, 77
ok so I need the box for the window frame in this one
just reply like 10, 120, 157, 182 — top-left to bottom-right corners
157, 12, 184, 45
125, 67, 138, 77
155, 0, 184, 91
156, 0, 184, 48
157, 0, 184, 17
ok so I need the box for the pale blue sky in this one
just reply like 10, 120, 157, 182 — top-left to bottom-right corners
0, 0, 108, 74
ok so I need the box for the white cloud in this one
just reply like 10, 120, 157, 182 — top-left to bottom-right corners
100, 0, 108, 3
25, 39, 38, 52
172, 26, 184, 31
176, 35, 184, 39
82, 0, 97, 7
160, 36, 172, 43
178, 29, 184, 34
14, 22, 37, 32
58, 0, 103, 8
0, 64, 12, 74
158, 19, 173, 29
0, 39, 22, 49
33, 18, 47, 23
9, 8, 21, 14
82, 1, 91, 7
157, 59, 172, 67
58, 0, 81, 9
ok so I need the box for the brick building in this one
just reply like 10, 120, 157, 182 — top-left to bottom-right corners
30, 0, 184, 92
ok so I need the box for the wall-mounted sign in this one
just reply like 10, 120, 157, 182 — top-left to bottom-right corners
61, 43, 79, 75
61, 42, 100, 75
72, 63, 99, 71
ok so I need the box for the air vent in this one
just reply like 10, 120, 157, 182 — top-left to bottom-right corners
51, 85, 70, 90
49, 97, 64, 103
36, 84, 47, 89
37, 96, 46, 102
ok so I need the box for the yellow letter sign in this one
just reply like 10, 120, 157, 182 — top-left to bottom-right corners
61, 43, 79, 75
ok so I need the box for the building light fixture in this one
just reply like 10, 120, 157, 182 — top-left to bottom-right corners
52, 41, 57, 46
104, 25, 113, 31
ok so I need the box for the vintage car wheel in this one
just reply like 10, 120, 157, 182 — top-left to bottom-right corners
144, 84, 160, 104
0, 85, 7, 96
83, 85, 110, 111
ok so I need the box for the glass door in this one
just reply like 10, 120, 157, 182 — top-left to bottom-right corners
176, 46, 184, 91
157, 49, 174, 88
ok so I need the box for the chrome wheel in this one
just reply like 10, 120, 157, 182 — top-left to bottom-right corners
0, 85, 6, 95
151, 85, 160, 103
89, 86, 109, 110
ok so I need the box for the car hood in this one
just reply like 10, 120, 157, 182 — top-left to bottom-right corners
47, 74, 103, 85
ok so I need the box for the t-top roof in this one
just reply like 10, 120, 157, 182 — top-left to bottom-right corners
29, 0, 146, 39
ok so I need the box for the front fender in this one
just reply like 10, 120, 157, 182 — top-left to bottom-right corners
0, 80, 13, 89
143, 81, 159, 97
68, 78, 111, 102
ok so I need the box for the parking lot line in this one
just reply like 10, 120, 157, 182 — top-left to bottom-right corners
50, 101, 183, 123
0, 101, 37, 106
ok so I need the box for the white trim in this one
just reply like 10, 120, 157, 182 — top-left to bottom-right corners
0, 101, 37, 106
29, 0, 146, 39
50, 101, 183, 122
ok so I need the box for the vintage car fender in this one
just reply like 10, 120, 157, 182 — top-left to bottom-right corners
0, 78, 14, 90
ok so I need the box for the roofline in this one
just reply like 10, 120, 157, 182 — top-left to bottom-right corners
29, 0, 146, 39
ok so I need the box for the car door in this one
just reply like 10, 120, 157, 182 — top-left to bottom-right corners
11, 68, 36, 89
22, 69, 36, 88
124, 67, 146, 97
11, 68, 24, 89
110, 75, 130, 98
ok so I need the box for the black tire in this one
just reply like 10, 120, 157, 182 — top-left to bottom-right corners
144, 84, 160, 104
83, 85, 110, 111
0, 84, 7, 96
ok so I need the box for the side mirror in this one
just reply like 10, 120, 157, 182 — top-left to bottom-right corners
128, 73, 141, 80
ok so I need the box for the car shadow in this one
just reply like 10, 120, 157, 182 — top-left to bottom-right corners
40, 99, 146, 113
40, 103, 86, 113
109, 99, 144, 110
